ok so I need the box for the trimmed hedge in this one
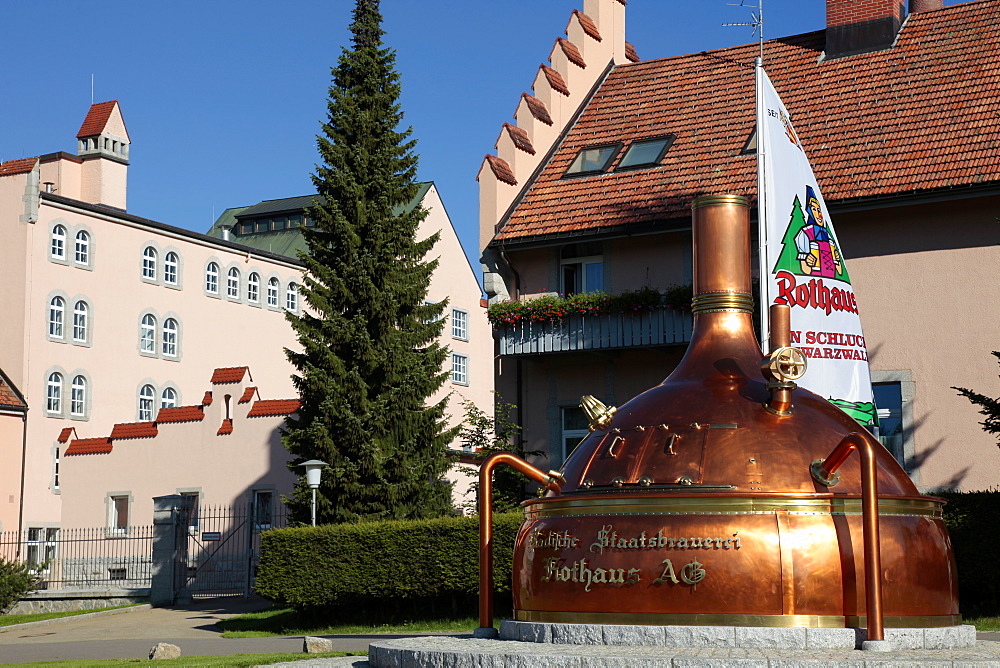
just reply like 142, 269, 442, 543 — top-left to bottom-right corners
939, 490, 1000, 614
255, 512, 522, 620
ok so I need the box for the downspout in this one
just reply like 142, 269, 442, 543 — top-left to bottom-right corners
16, 409, 28, 554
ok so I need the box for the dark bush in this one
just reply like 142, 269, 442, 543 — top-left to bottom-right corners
254, 512, 522, 622
0, 557, 42, 612
938, 489, 1000, 615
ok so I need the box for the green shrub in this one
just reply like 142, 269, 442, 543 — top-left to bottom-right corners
254, 512, 522, 621
0, 557, 42, 612
938, 490, 1000, 615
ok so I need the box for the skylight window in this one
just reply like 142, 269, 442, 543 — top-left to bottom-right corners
564, 143, 622, 177
615, 135, 675, 170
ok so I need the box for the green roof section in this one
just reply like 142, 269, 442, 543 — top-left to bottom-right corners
205, 183, 432, 261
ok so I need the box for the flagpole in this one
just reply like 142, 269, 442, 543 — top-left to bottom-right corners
755, 55, 769, 350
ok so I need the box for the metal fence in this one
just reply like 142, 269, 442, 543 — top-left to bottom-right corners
185, 502, 288, 598
0, 525, 155, 590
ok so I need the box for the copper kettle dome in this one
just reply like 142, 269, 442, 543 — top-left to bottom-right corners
500, 195, 957, 630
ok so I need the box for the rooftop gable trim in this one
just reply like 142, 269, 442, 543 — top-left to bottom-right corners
521, 93, 554, 126
77, 101, 119, 138
484, 155, 518, 186
556, 37, 587, 68
503, 123, 537, 155
571, 10, 602, 41
0, 366, 28, 411
539, 64, 571, 96
211, 366, 251, 384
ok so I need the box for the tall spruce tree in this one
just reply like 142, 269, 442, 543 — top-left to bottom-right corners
281, 0, 456, 524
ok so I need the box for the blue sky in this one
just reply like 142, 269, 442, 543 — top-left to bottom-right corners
1, 1, 959, 275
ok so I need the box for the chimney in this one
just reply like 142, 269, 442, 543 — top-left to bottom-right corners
910, 0, 943, 12
825, 0, 905, 59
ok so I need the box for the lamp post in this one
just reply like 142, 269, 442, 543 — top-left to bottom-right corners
298, 460, 327, 527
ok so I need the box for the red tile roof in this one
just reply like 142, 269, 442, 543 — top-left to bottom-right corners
494, 1, 1000, 243
238, 386, 258, 404
0, 157, 38, 177
65, 437, 113, 456
110, 422, 158, 440
202, 391, 214, 406
247, 399, 300, 417
483, 155, 518, 186
521, 93, 554, 126
211, 366, 249, 384
539, 65, 570, 96
0, 376, 27, 410
625, 41, 639, 63
557, 38, 586, 69
572, 10, 602, 41
217, 418, 234, 435
503, 123, 536, 155
57, 427, 76, 443
77, 101, 118, 138
155, 405, 205, 423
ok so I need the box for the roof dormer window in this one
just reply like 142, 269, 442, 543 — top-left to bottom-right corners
563, 143, 622, 177
615, 135, 675, 171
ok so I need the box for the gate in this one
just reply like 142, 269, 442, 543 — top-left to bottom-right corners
183, 500, 288, 598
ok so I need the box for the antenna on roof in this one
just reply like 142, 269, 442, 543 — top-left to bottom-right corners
722, 0, 764, 62
91, 74, 94, 105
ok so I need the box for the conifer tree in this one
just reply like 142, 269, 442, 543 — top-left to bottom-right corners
954, 351, 1000, 448
281, 0, 456, 524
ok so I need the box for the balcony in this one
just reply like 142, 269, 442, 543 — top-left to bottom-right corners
497, 306, 692, 356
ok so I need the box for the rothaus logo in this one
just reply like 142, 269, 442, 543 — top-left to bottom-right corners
774, 270, 858, 316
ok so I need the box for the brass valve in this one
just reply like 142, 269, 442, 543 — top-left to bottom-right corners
763, 346, 808, 383
580, 395, 617, 432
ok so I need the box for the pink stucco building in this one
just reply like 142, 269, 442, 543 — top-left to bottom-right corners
479, 0, 1000, 493
0, 101, 491, 542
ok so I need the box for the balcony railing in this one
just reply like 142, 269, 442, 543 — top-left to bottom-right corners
497, 306, 692, 356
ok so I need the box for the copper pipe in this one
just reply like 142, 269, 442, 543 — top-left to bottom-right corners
813, 433, 884, 641
767, 304, 793, 414
478, 453, 563, 631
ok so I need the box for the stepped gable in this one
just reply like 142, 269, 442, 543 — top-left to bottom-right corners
572, 9, 602, 41
57, 427, 76, 443
625, 41, 639, 62
503, 123, 536, 155
218, 418, 234, 435
493, 1, 1000, 242
520, 93, 553, 125
211, 366, 250, 384
540, 64, 571, 95
484, 155, 517, 186
0, 157, 38, 177
202, 391, 213, 405
557, 38, 587, 68
239, 386, 258, 403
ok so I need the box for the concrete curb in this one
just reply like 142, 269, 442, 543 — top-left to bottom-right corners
0, 603, 152, 633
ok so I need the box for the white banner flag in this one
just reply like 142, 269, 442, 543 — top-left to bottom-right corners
757, 64, 875, 424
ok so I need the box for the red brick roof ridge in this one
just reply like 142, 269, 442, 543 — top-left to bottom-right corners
77, 101, 119, 138
493, 1, 1000, 243
520, 93, 554, 125
539, 64, 571, 96
503, 123, 537, 155
557, 37, 587, 69
0, 157, 39, 177
211, 366, 250, 384
572, 9, 602, 42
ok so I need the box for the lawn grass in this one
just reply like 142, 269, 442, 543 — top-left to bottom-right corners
217, 605, 477, 638
0, 605, 141, 628
966, 615, 1000, 632
3, 651, 362, 667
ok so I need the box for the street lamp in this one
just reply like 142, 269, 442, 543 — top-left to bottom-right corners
298, 460, 327, 527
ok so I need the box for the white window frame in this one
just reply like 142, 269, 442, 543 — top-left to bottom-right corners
46, 372, 63, 414
451, 308, 469, 341
285, 282, 298, 312
51, 225, 67, 260
162, 318, 178, 357
451, 353, 469, 385
74, 230, 90, 265
560, 255, 604, 296
72, 300, 88, 343
70, 375, 86, 417
227, 267, 240, 299
248, 272, 260, 304
267, 278, 279, 307
205, 262, 219, 294
142, 246, 157, 280
164, 252, 179, 285
161, 387, 177, 410
561, 406, 591, 463
107, 493, 131, 536
140, 314, 156, 353
138, 384, 155, 421
48, 297, 65, 338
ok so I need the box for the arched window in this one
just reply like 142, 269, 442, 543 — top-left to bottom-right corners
227, 267, 240, 298
248, 272, 260, 303
72, 301, 88, 343
138, 384, 155, 421
47, 372, 63, 413
164, 252, 178, 285
140, 314, 156, 353
142, 246, 157, 279
162, 318, 178, 357
74, 230, 90, 264
285, 282, 298, 312
51, 225, 66, 259
205, 262, 219, 294
70, 375, 87, 417
161, 387, 177, 409
49, 297, 65, 338
267, 278, 279, 307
